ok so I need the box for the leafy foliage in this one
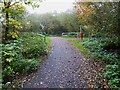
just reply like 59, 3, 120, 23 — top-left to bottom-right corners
75, 2, 120, 37
56, 11, 80, 32
0, 0, 42, 42
75, 1, 120, 88
28, 13, 67, 35
20, 33, 48, 58
83, 38, 119, 62
27, 11, 80, 35
1, 33, 49, 88
103, 64, 120, 88
82, 38, 120, 88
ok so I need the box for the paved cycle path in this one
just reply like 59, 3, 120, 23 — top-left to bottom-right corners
23, 37, 105, 88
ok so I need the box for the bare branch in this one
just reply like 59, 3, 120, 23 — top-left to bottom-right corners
3, 0, 6, 5
10, 1, 19, 7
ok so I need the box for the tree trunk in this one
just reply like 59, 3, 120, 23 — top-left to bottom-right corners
5, 9, 9, 41
118, 2, 120, 36
4, 2, 10, 42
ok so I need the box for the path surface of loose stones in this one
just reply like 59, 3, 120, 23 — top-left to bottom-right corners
23, 37, 102, 88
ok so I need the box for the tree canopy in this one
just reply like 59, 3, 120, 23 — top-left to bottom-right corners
26, 11, 80, 35
0, 0, 41, 43
75, 1, 120, 45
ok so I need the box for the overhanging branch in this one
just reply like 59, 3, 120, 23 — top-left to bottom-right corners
10, 1, 19, 7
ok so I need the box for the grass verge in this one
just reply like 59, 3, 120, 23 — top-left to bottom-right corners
46, 36, 51, 50
62, 35, 78, 38
68, 40, 89, 57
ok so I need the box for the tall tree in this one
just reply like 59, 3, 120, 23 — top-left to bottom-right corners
75, 0, 120, 50
75, 1, 120, 37
57, 11, 80, 32
0, 0, 41, 42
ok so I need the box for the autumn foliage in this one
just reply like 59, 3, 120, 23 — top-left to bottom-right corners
75, 1, 120, 88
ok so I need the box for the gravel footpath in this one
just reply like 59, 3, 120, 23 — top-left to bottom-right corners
23, 37, 107, 88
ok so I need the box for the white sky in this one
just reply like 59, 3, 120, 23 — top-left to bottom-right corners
26, 0, 75, 14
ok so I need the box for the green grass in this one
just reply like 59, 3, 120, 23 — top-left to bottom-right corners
62, 35, 78, 38
48, 35, 61, 37
68, 40, 89, 57
46, 36, 51, 50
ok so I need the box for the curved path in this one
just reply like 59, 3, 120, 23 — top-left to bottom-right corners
23, 37, 104, 88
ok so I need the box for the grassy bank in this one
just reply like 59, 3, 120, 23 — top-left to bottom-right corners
46, 36, 51, 50
68, 40, 89, 57
62, 35, 78, 38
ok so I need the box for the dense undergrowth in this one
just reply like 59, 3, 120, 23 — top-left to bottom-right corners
82, 37, 120, 88
1, 32, 50, 88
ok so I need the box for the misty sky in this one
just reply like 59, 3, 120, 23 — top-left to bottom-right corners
26, 0, 75, 14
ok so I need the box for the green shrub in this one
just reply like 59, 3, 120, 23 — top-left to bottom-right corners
2, 41, 23, 81
20, 33, 48, 58
82, 38, 119, 63
1, 40, 39, 82
11, 59, 38, 74
82, 37, 120, 88
103, 64, 120, 88
1, 32, 50, 88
